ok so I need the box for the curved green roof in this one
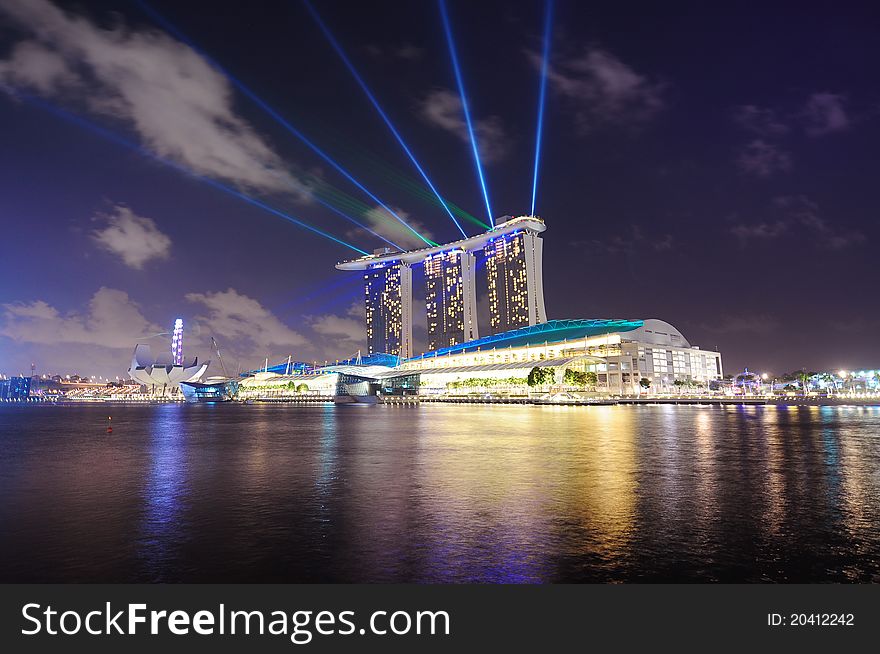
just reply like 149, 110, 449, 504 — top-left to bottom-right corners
407, 319, 644, 361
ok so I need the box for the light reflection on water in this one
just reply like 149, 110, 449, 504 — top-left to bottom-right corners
140, 405, 190, 579
1, 403, 879, 582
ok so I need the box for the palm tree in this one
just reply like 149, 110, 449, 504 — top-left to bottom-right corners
798, 371, 811, 394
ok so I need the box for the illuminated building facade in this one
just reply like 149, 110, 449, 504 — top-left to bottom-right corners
239, 319, 723, 399
171, 318, 184, 365
364, 261, 413, 358
485, 228, 546, 335
338, 216, 546, 357
127, 319, 207, 392
127, 343, 207, 391
0, 376, 31, 401
401, 318, 723, 396
425, 249, 478, 351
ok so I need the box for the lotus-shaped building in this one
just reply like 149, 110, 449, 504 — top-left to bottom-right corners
128, 344, 208, 391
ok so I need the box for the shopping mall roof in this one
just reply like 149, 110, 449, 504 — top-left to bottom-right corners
406, 319, 644, 361
390, 355, 604, 377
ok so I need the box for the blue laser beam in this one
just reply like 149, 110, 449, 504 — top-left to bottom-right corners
132, 0, 431, 247
530, 0, 554, 217
303, 0, 468, 240
437, 0, 494, 227
313, 195, 403, 250
272, 270, 362, 316
15, 92, 369, 255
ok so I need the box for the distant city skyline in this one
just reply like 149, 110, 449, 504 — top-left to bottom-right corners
1, 0, 879, 378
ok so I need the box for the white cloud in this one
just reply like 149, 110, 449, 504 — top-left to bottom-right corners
91, 204, 171, 269
419, 88, 510, 163
395, 44, 424, 61
310, 314, 363, 344
0, 0, 309, 198
346, 301, 365, 320
366, 42, 424, 62
300, 303, 366, 362
573, 224, 675, 256
0, 287, 161, 348
185, 289, 306, 360
533, 47, 664, 133
730, 220, 788, 242
357, 205, 435, 250
774, 195, 864, 250
730, 196, 864, 250
733, 104, 790, 136
0, 286, 362, 376
736, 140, 792, 177
0, 40, 78, 93
802, 93, 848, 136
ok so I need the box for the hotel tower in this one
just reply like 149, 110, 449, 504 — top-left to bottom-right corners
424, 249, 479, 351
484, 229, 547, 335
363, 260, 413, 358
338, 216, 546, 359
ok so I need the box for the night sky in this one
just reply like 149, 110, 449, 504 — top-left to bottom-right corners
1, 0, 877, 378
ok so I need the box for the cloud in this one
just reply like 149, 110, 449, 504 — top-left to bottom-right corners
346, 301, 365, 320
90, 204, 171, 269
802, 93, 848, 136
366, 42, 424, 62
0, 287, 161, 348
298, 303, 365, 361
0, 40, 78, 93
533, 47, 664, 133
0, 0, 309, 198
730, 220, 788, 242
419, 88, 510, 163
730, 196, 864, 249
573, 224, 674, 256
733, 105, 790, 136
356, 205, 435, 250
185, 289, 307, 361
310, 314, 363, 344
773, 195, 864, 250
0, 286, 370, 376
654, 234, 674, 251
736, 140, 792, 177
395, 44, 424, 61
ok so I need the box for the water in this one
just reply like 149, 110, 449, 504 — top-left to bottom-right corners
1, 403, 879, 583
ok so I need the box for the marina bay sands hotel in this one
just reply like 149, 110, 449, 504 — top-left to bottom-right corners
337, 215, 546, 358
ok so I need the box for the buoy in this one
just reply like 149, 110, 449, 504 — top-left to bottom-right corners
107, 416, 113, 433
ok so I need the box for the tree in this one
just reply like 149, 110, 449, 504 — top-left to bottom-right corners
296, 383, 309, 393
563, 368, 590, 387
639, 377, 651, 390
797, 371, 811, 393
527, 367, 540, 387
527, 366, 554, 387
